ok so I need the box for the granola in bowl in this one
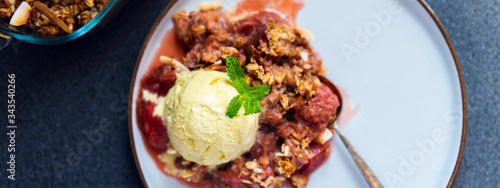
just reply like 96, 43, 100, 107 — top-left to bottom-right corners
0, 0, 109, 37
134, 1, 340, 187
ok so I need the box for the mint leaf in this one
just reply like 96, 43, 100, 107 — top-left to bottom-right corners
239, 77, 270, 100
226, 95, 244, 118
247, 85, 271, 100
244, 99, 262, 115
233, 77, 246, 94
225, 56, 245, 83
225, 56, 270, 118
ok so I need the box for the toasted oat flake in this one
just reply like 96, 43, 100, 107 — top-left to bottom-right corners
294, 27, 315, 39
160, 55, 190, 73
266, 21, 296, 56
280, 94, 289, 111
281, 144, 291, 157
245, 161, 258, 169
253, 168, 263, 173
275, 152, 285, 157
84, 0, 95, 8
196, 2, 224, 12
166, 148, 177, 154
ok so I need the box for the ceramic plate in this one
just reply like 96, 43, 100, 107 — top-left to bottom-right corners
128, 0, 467, 187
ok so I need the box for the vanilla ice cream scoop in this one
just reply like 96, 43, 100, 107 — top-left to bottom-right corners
164, 70, 259, 165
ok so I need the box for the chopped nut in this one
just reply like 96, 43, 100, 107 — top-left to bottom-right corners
245, 161, 257, 169
260, 73, 273, 85
221, 46, 238, 59
244, 75, 253, 86
280, 94, 289, 111
234, 37, 245, 48
300, 51, 309, 62
192, 24, 206, 36
316, 128, 333, 144
246, 62, 264, 76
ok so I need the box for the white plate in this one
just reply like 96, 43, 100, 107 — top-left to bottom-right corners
128, 0, 467, 187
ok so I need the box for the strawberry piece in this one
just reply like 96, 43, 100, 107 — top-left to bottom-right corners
143, 101, 169, 152
299, 141, 330, 174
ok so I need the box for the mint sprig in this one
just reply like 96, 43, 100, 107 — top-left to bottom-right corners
225, 56, 270, 118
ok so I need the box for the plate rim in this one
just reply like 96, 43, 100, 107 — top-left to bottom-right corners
127, 0, 468, 187
416, 0, 468, 187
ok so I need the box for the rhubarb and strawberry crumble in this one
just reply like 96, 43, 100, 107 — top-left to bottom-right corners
135, 2, 340, 188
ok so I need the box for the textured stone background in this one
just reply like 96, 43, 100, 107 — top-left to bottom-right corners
0, 0, 498, 187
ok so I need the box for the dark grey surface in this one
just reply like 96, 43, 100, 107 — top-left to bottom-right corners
0, 0, 498, 187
